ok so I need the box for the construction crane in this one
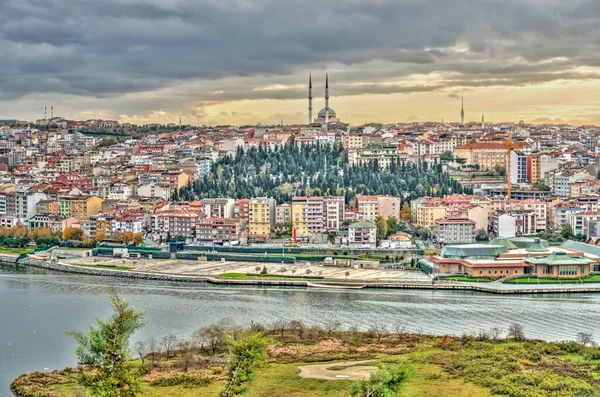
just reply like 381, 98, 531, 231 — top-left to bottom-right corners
507, 131, 513, 200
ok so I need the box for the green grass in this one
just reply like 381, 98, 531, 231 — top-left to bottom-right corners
74, 263, 132, 271
504, 274, 600, 284
438, 275, 492, 283
245, 362, 353, 397
218, 273, 324, 280
0, 248, 34, 254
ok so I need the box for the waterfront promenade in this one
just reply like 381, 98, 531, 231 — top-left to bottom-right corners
22, 255, 600, 295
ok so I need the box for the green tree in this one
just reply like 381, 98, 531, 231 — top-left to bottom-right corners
351, 364, 409, 397
386, 216, 400, 236
68, 289, 145, 397
475, 229, 489, 242
376, 217, 388, 245
221, 331, 270, 397
561, 224, 573, 239
534, 183, 551, 192
440, 151, 454, 161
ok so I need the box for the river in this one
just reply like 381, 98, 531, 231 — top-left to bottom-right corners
2, 263, 600, 396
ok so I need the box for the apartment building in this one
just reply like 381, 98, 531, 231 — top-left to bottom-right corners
57, 195, 104, 220
454, 141, 528, 170
248, 197, 276, 239
292, 196, 325, 236
411, 197, 446, 230
275, 204, 291, 225
435, 217, 476, 245
196, 217, 246, 244
323, 196, 345, 231
347, 221, 377, 249
201, 198, 235, 219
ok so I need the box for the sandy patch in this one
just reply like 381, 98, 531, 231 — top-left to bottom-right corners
298, 360, 378, 380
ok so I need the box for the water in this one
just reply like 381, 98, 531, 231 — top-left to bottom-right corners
2, 263, 600, 396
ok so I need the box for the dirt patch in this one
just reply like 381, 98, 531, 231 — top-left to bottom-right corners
298, 360, 378, 380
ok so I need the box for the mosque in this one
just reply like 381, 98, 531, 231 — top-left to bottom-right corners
308, 73, 339, 125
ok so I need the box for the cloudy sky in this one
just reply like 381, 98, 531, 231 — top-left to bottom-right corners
2, 0, 600, 126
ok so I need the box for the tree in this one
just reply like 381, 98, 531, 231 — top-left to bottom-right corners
28, 227, 53, 240
440, 151, 454, 161
161, 334, 177, 359
124, 231, 134, 245
376, 216, 387, 245
350, 364, 409, 397
221, 331, 270, 397
386, 216, 400, 236
400, 203, 412, 222
64, 227, 84, 241
147, 337, 160, 367
561, 224, 573, 239
534, 183, 551, 192
134, 341, 148, 369
176, 340, 196, 372
475, 229, 489, 242
507, 323, 526, 341
68, 289, 145, 397
576, 332, 594, 347
112, 230, 123, 244
132, 233, 144, 246
94, 230, 107, 242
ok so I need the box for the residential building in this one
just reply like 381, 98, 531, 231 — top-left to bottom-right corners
347, 221, 377, 248
57, 196, 104, 220
323, 196, 345, 231
248, 197, 276, 239
435, 217, 476, 245
201, 198, 235, 219
510, 150, 528, 184
275, 204, 292, 225
196, 217, 246, 244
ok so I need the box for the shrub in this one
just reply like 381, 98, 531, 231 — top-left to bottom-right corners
150, 375, 212, 388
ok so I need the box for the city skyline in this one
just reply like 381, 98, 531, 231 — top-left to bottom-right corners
2, 0, 600, 125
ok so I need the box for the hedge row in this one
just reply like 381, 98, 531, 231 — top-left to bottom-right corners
184, 245, 424, 257
142, 251, 171, 259
175, 252, 296, 264
184, 245, 304, 254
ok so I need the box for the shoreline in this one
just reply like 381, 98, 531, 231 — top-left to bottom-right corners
14, 256, 600, 295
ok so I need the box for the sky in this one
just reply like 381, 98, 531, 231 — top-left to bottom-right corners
2, 0, 600, 126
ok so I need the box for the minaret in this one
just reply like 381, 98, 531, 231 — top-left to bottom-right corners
308, 73, 313, 124
51, 105, 53, 119
325, 73, 330, 130
44, 106, 47, 120
461, 96, 464, 125
481, 114, 485, 130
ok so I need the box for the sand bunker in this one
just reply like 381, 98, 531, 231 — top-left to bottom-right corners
298, 360, 378, 380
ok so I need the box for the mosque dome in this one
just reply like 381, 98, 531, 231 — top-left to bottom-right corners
318, 108, 336, 119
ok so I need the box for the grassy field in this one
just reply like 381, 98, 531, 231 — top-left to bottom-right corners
438, 275, 492, 283
73, 263, 132, 271
13, 331, 600, 397
504, 274, 600, 284
0, 248, 34, 254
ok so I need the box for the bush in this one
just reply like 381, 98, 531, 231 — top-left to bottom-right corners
150, 375, 211, 388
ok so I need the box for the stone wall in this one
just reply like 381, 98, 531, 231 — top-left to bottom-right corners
19, 257, 207, 283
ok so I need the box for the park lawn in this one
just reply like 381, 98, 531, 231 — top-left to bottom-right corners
438, 275, 492, 283
218, 273, 324, 280
504, 274, 600, 284
73, 263, 132, 271
0, 247, 34, 254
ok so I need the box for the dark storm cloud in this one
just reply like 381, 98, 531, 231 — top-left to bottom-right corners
1, 0, 600, 101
